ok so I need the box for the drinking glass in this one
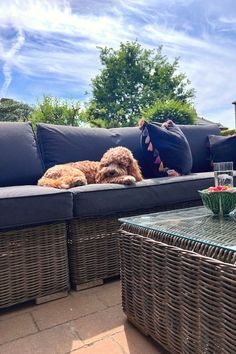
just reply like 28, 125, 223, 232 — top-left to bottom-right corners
213, 161, 234, 187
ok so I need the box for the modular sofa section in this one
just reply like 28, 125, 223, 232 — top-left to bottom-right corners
0, 122, 44, 187
0, 186, 73, 308
0, 222, 69, 309
0, 185, 73, 230
67, 172, 215, 290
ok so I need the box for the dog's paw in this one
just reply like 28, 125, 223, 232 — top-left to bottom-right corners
67, 179, 87, 188
123, 176, 136, 185
59, 177, 87, 189
166, 169, 181, 177
60, 183, 71, 189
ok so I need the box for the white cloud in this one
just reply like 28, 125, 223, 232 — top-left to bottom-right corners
0, 0, 135, 98
0, 0, 236, 128
136, 21, 236, 127
0, 28, 25, 97
0, 0, 130, 45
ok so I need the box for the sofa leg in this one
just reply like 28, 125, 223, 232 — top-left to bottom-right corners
75, 279, 104, 291
36, 291, 68, 304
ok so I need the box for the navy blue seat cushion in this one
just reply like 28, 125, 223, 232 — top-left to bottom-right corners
208, 134, 236, 168
0, 122, 44, 187
140, 120, 193, 177
37, 123, 146, 173
179, 124, 220, 173
0, 186, 73, 230
71, 172, 219, 218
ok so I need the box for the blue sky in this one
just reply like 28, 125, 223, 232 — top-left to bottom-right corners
0, 0, 236, 127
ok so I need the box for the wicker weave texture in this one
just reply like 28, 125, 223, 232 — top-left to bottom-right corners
69, 217, 120, 286
119, 227, 236, 354
68, 200, 200, 288
0, 223, 69, 309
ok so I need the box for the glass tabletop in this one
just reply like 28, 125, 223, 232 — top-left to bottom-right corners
119, 206, 236, 252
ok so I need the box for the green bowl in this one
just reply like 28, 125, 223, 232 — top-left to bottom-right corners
199, 189, 236, 215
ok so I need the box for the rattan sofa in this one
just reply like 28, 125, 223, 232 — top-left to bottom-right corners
0, 121, 222, 308
36, 122, 221, 291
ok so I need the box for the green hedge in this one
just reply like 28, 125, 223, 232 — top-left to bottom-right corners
221, 129, 236, 136
143, 99, 197, 125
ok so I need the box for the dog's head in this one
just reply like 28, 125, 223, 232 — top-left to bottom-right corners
96, 146, 143, 183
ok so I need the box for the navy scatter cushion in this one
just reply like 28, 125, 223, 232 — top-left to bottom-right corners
0, 122, 44, 187
140, 120, 193, 177
208, 134, 236, 168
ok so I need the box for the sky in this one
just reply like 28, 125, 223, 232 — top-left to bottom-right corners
0, 0, 236, 128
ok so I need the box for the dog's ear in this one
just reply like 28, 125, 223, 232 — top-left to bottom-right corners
95, 170, 101, 183
128, 159, 143, 181
138, 117, 146, 128
95, 165, 104, 183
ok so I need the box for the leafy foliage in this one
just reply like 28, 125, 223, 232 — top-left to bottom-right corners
86, 41, 196, 127
143, 99, 198, 125
0, 98, 33, 122
221, 129, 236, 136
30, 95, 85, 127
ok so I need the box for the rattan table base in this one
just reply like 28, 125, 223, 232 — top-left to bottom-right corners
119, 223, 236, 354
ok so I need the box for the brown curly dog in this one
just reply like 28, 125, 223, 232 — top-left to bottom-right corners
38, 146, 143, 189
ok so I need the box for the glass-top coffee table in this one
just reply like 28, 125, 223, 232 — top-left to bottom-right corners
119, 206, 236, 354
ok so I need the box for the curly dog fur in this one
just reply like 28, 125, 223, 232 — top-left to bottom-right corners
38, 146, 143, 189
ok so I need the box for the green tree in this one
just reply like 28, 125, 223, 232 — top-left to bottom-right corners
143, 99, 198, 125
86, 41, 195, 127
30, 95, 85, 127
0, 98, 33, 122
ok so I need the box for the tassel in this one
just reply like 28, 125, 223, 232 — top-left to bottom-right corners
154, 155, 161, 164
138, 118, 145, 129
159, 161, 164, 172
147, 142, 153, 151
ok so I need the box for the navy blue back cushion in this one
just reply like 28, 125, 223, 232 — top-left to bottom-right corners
208, 134, 236, 168
37, 122, 221, 178
0, 122, 44, 186
179, 124, 220, 172
37, 123, 145, 171
140, 120, 193, 177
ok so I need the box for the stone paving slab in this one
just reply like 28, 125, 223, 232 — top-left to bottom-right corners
72, 304, 125, 344
0, 313, 38, 345
32, 292, 106, 330
0, 280, 168, 354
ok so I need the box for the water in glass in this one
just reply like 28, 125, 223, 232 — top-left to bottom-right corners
213, 161, 234, 187
214, 170, 234, 187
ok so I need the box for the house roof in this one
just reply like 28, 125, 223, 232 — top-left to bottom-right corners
196, 116, 228, 130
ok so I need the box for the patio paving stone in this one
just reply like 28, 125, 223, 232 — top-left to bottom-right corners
32, 292, 106, 330
0, 313, 38, 345
69, 338, 123, 354
70, 278, 122, 307
0, 280, 169, 354
0, 323, 83, 354
71, 304, 125, 344
112, 321, 170, 354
